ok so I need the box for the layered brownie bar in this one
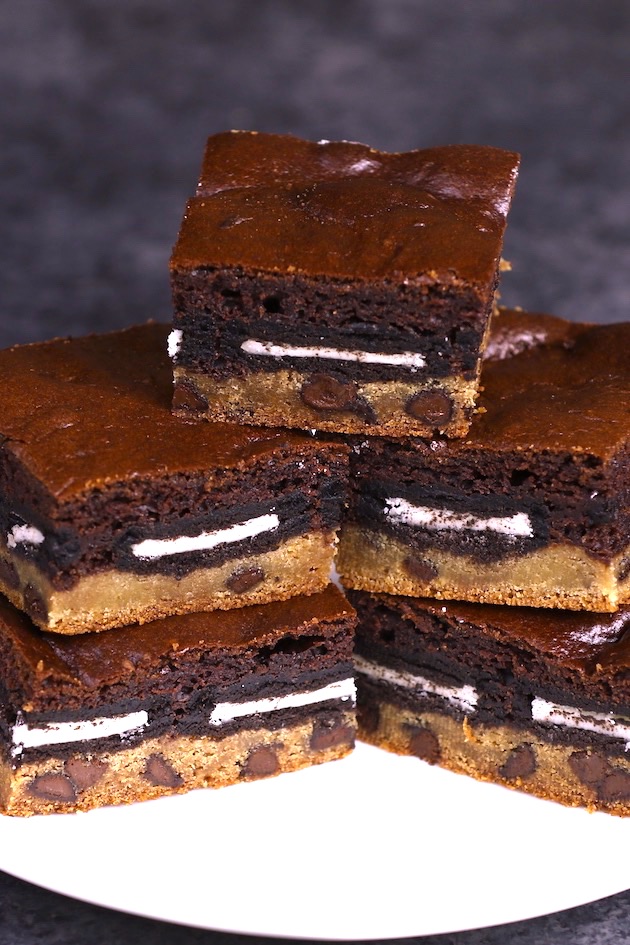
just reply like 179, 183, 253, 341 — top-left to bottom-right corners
0, 584, 356, 815
351, 589, 630, 815
338, 309, 630, 611
0, 324, 348, 634
170, 131, 520, 437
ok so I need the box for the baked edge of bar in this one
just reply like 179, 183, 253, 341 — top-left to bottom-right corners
358, 700, 630, 816
173, 367, 479, 438
0, 531, 337, 634
1, 710, 355, 816
336, 525, 628, 612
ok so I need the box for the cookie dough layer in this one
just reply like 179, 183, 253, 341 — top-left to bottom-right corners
338, 525, 628, 611
1, 531, 336, 635
358, 701, 630, 816
1, 711, 355, 816
173, 368, 477, 438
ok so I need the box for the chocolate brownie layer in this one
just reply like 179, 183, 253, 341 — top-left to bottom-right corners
0, 323, 348, 632
0, 585, 357, 814
339, 309, 630, 611
351, 589, 630, 814
170, 131, 519, 437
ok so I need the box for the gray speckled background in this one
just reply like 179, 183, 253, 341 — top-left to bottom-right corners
1, 2, 629, 942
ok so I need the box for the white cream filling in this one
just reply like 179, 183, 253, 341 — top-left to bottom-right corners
355, 654, 478, 713
568, 612, 628, 648
167, 328, 183, 359
484, 329, 547, 362
6, 524, 45, 549
384, 497, 533, 538
131, 512, 279, 560
11, 709, 148, 756
240, 339, 426, 370
208, 677, 356, 727
532, 697, 630, 749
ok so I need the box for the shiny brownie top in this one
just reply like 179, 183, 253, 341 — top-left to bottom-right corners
0, 323, 344, 502
0, 584, 354, 703
361, 591, 630, 677
170, 131, 520, 283
472, 309, 630, 456
366, 309, 628, 459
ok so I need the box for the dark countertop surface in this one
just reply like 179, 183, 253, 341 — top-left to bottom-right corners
1, 2, 629, 942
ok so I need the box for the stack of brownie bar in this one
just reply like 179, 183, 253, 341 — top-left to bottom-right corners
0, 313, 357, 815
339, 309, 630, 815
169, 131, 630, 816
2, 130, 628, 820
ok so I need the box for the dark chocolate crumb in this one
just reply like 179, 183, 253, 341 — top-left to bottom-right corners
28, 773, 77, 803
499, 744, 537, 781
617, 556, 630, 583
172, 379, 209, 412
144, 754, 184, 788
300, 374, 360, 412
357, 700, 380, 735
0, 556, 20, 590
23, 584, 48, 623
568, 750, 610, 787
226, 566, 265, 594
403, 556, 438, 583
405, 390, 453, 426
310, 722, 354, 752
241, 746, 280, 779
599, 769, 630, 803
408, 725, 441, 764
64, 758, 108, 792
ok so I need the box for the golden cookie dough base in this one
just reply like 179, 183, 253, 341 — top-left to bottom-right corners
337, 525, 628, 612
173, 367, 479, 438
360, 700, 630, 816
0, 710, 356, 816
0, 531, 337, 634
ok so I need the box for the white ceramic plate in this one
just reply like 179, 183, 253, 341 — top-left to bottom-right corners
0, 742, 629, 940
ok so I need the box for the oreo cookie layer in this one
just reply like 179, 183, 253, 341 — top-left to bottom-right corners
0, 585, 357, 814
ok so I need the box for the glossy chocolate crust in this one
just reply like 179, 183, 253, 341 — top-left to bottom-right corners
0, 584, 355, 735
347, 309, 630, 562
171, 131, 519, 284
0, 322, 347, 506
350, 589, 630, 751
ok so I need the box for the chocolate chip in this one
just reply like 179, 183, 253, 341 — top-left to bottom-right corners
226, 566, 265, 594
23, 584, 48, 623
0, 556, 20, 590
28, 773, 77, 803
499, 744, 537, 781
405, 390, 453, 426
300, 374, 359, 412
599, 770, 630, 803
408, 725, 441, 764
172, 379, 208, 413
310, 722, 355, 752
144, 753, 183, 788
241, 746, 280, 779
357, 700, 380, 735
403, 556, 438, 583
568, 750, 610, 787
64, 758, 108, 792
